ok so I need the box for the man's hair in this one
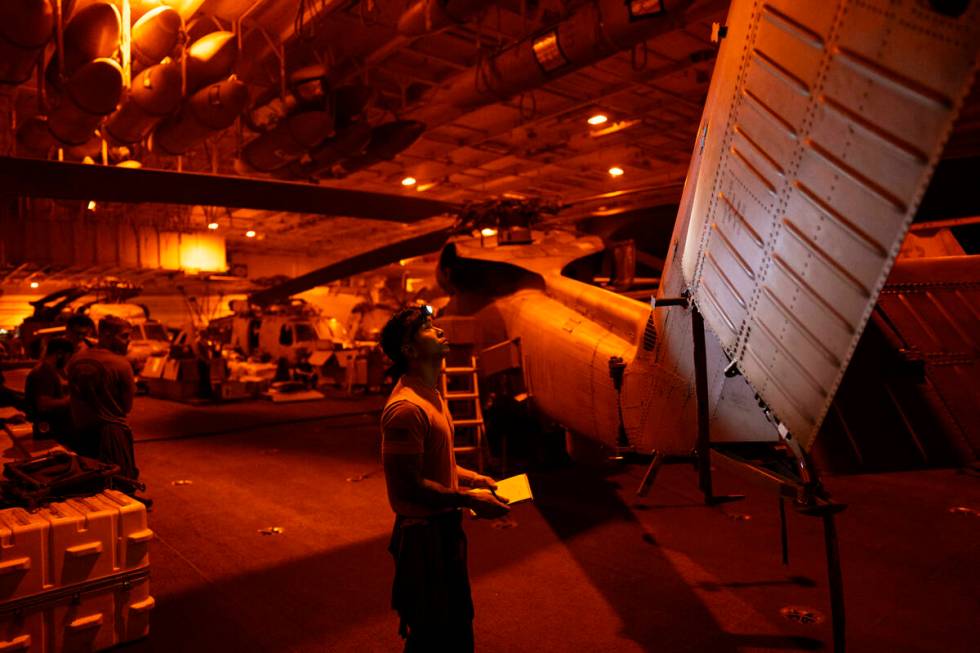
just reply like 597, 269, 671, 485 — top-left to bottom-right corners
380, 306, 432, 378
44, 336, 74, 357
98, 315, 132, 338
67, 315, 95, 331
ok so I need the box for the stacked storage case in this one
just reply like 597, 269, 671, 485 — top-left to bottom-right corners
0, 490, 153, 651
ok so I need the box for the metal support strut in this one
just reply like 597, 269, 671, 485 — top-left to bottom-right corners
637, 292, 847, 652
636, 294, 740, 505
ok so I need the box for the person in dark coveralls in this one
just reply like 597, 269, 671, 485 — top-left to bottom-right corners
380, 307, 510, 653
67, 316, 139, 479
23, 336, 74, 442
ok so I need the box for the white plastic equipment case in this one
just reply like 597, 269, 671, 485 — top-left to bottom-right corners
0, 491, 154, 651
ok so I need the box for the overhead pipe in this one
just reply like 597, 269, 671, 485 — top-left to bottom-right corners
152, 77, 249, 155
46, 57, 124, 146
397, 0, 497, 36
414, 0, 697, 120
104, 60, 182, 144
0, 0, 55, 85
131, 5, 182, 72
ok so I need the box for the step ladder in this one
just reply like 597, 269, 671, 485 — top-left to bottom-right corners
441, 353, 486, 473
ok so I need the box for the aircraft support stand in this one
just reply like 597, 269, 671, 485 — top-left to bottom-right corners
637, 295, 740, 506
637, 294, 847, 652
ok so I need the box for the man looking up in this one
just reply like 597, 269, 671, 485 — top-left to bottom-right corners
380, 306, 509, 653
24, 336, 74, 442
67, 316, 138, 480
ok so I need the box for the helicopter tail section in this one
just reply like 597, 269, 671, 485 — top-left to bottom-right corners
677, 0, 980, 450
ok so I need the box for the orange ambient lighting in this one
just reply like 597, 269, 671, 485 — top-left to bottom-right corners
401, 176, 417, 187
245, 230, 256, 238
207, 222, 219, 230
608, 166, 625, 177
588, 114, 608, 126
179, 233, 227, 272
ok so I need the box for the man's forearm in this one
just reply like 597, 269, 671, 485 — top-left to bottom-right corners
456, 465, 480, 487
417, 478, 473, 509
384, 454, 474, 510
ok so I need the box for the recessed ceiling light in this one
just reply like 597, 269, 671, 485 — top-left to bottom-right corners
608, 166, 625, 177
401, 176, 417, 187
245, 230, 256, 238
30, 281, 39, 289
588, 114, 608, 126
207, 222, 219, 230
481, 228, 497, 237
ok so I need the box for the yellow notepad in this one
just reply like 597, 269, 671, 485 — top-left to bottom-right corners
494, 473, 533, 504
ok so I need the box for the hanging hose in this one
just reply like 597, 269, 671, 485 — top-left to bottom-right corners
608, 355, 630, 449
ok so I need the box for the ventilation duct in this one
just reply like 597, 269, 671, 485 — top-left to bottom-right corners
105, 61, 183, 144
398, 0, 499, 36
0, 0, 54, 85
417, 0, 696, 116
152, 78, 249, 155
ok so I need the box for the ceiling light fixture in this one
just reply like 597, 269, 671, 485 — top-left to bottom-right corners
401, 176, 417, 187
588, 114, 608, 126
627, 0, 667, 21
30, 282, 40, 289
590, 119, 641, 138
532, 31, 569, 73
207, 222, 219, 230
608, 166, 625, 177
87, 201, 96, 211
481, 228, 498, 237
245, 230, 256, 238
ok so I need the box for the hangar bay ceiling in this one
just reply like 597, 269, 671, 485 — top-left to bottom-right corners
0, 0, 977, 284
0, 0, 731, 272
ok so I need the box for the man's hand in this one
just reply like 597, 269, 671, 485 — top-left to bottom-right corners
464, 490, 510, 519
469, 474, 497, 490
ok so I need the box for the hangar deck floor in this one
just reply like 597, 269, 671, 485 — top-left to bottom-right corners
116, 395, 976, 653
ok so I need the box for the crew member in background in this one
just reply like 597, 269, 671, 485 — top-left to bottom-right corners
23, 337, 74, 443
66, 315, 96, 354
67, 316, 140, 482
379, 306, 510, 653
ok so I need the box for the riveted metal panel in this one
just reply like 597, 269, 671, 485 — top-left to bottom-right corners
685, 0, 980, 449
